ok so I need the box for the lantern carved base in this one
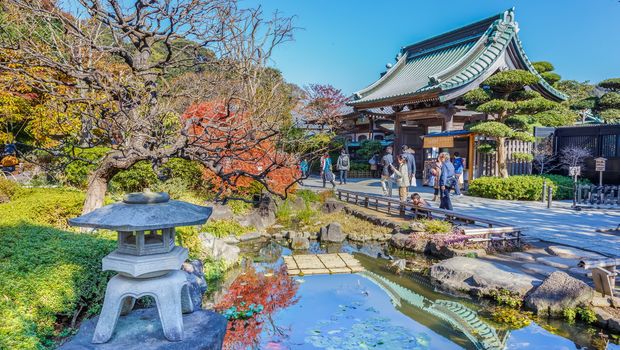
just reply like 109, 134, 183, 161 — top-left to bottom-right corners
93, 270, 193, 344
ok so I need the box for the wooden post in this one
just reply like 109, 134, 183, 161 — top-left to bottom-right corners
541, 180, 547, 203
387, 201, 391, 214
364, 196, 369, 208
547, 186, 553, 209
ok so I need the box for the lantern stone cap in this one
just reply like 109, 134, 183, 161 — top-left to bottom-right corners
69, 192, 212, 231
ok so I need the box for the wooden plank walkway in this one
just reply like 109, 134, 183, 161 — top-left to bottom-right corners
283, 253, 364, 276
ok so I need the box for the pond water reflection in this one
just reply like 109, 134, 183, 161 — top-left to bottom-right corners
212, 241, 620, 350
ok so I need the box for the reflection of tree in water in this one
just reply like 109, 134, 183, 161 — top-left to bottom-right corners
215, 265, 299, 349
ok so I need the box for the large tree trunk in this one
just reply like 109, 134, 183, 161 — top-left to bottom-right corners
496, 137, 509, 178
81, 154, 134, 214
82, 172, 109, 214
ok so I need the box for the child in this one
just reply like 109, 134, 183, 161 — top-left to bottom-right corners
411, 193, 430, 208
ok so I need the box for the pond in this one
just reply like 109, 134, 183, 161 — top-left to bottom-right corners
209, 240, 620, 350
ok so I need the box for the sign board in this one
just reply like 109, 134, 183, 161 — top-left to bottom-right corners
595, 157, 607, 172
569, 166, 581, 177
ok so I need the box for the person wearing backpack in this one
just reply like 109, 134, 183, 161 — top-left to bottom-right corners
336, 149, 351, 185
439, 152, 456, 210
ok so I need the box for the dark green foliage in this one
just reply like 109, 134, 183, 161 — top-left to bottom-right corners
516, 97, 559, 114
532, 61, 554, 73
505, 115, 532, 132
476, 99, 516, 114
508, 90, 541, 102
511, 152, 534, 162
541, 72, 561, 85
600, 108, 620, 123
354, 140, 383, 160
0, 178, 22, 201
541, 174, 590, 200
63, 147, 109, 188
598, 92, 620, 109
469, 175, 589, 200
599, 78, 620, 91
532, 110, 577, 127
477, 142, 496, 154
512, 131, 535, 143
463, 88, 492, 106
568, 96, 597, 110
483, 70, 539, 93
470, 121, 513, 138
556, 80, 595, 101
349, 161, 369, 171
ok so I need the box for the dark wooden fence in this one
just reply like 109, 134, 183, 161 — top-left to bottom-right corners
474, 139, 532, 178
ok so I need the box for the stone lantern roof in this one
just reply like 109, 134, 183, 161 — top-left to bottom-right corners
69, 192, 212, 231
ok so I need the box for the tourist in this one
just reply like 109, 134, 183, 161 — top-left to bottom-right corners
299, 158, 309, 185
452, 152, 464, 196
389, 154, 410, 202
336, 149, 350, 185
401, 145, 417, 191
411, 193, 431, 208
320, 153, 336, 189
380, 146, 394, 196
369, 152, 380, 178
439, 152, 456, 210
429, 157, 442, 202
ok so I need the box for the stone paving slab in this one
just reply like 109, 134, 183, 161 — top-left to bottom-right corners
536, 256, 580, 269
285, 253, 363, 276
522, 263, 559, 277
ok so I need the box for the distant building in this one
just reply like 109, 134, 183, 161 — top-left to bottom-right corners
343, 8, 566, 180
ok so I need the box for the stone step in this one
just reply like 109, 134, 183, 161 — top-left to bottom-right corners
510, 251, 536, 262
547, 245, 605, 260
522, 263, 559, 277
535, 256, 579, 269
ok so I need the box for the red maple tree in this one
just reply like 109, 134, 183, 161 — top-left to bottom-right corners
183, 101, 300, 196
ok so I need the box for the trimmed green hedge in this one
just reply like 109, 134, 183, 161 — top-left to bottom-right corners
468, 175, 589, 201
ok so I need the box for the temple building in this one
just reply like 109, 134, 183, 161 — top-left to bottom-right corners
344, 8, 566, 181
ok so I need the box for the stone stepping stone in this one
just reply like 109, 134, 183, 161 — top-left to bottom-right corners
522, 263, 558, 277
284, 253, 363, 276
568, 267, 591, 277
535, 256, 579, 269
510, 252, 536, 262
547, 245, 604, 260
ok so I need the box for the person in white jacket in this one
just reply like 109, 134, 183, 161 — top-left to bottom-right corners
390, 154, 410, 202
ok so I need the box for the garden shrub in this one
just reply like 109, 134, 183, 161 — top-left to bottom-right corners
0, 187, 116, 349
469, 175, 588, 201
294, 189, 320, 205
417, 219, 452, 234
0, 178, 21, 201
541, 174, 590, 200
203, 219, 254, 238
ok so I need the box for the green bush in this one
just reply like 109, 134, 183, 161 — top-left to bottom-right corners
541, 174, 590, 200
0, 178, 22, 201
203, 219, 254, 238
418, 219, 452, 234
349, 161, 369, 171
469, 175, 589, 201
0, 187, 116, 349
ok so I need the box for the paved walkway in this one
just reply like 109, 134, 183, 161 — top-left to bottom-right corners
302, 177, 620, 258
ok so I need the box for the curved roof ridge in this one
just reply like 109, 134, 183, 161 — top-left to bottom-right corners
354, 52, 408, 97
401, 9, 512, 55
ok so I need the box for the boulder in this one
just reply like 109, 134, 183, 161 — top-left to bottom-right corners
290, 237, 310, 250
182, 260, 208, 310
238, 231, 263, 242
408, 222, 426, 232
389, 233, 411, 249
198, 232, 240, 266
525, 271, 594, 316
204, 201, 234, 220
593, 306, 620, 333
290, 196, 307, 211
221, 235, 240, 244
430, 256, 539, 297
59, 308, 227, 350
322, 199, 345, 214
237, 209, 276, 231
318, 222, 346, 242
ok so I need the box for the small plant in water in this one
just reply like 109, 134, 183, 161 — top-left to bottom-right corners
222, 302, 265, 320
564, 306, 597, 325
487, 289, 523, 308
491, 307, 532, 329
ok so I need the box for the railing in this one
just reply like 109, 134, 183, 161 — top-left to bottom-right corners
336, 189, 523, 246
575, 184, 620, 207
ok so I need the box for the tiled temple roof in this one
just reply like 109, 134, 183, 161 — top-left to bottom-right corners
348, 8, 567, 108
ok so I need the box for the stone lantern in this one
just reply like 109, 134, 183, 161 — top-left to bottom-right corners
69, 192, 212, 343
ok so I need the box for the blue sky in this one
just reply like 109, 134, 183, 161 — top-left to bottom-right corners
246, 0, 620, 95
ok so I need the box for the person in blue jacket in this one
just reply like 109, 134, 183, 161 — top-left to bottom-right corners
439, 152, 456, 210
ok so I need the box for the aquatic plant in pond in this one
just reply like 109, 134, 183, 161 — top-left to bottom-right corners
222, 303, 264, 320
